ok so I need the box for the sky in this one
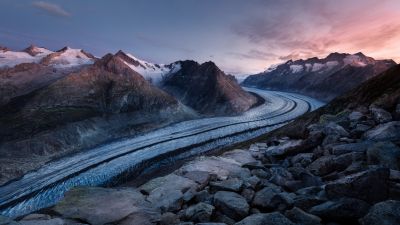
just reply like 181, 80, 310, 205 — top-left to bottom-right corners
0, 0, 400, 76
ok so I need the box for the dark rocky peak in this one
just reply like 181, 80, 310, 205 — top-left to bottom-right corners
115, 50, 146, 69
0, 45, 10, 51
23, 44, 48, 56
94, 53, 143, 78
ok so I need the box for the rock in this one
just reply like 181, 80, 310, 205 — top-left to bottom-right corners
328, 142, 370, 155
18, 218, 65, 225
363, 121, 400, 142
183, 187, 197, 202
21, 214, 51, 221
269, 167, 294, 187
252, 187, 293, 210
234, 212, 295, 225
359, 200, 400, 225
285, 167, 323, 191
285, 207, 322, 225
325, 168, 390, 203
264, 139, 308, 157
251, 169, 270, 179
54, 187, 159, 225
293, 195, 326, 211
309, 197, 370, 222
243, 176, 260, 189
370, 107, 392, 123
195, 190, 213, 204
139, 173, 198, 195
213, 191, 249, 220
291, 153, 313, 167
323, 122, 349, 137
183, 171, 210, 188
140, 174, 198, 212
307, 154, 353, 176
160, 212, 180, 225
241, 161, 265, 170
241, 188, 255, 203
351, 124, 372, 137
214, 212, 236, 225
222, 149, 258, 166
210, 178, 243, 192
197, 223, 227, 225
184, 202, 214, 223
147, 188, 183, 212
367, 142, 400, 170
117, 211, 159, 225
322, 135, 341, 146
0, 215, 19, 225
178, 156, 251, 180
349, 111, 365, 121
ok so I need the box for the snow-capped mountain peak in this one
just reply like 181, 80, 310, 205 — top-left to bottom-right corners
40, 47, 95, 68
115, 50, 180, 85
0, 45, 53, 68
23, 45, 53, 57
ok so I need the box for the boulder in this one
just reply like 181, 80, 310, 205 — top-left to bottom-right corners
184, 202, 215, 223
18, 218, 65, 225
183, 171, 210, 188
252, 187, 293, 210
213, 191, 249, 220
53, 187, 159, 225
309, 197, 370, 222
139, 173, 198, 195
177, 156, 251, 180
328, 142, 370, 155
325, 168, 390, 203
0, 216, 19, 225
348, 111, 365, 121
292, 195, 326, 211
291, 153, 313, 167
323, 122, 349, 137
363, 121, 400, 142
367, 142, 400, 170
160, 212, 180, 225
221, 149, 257, 166
359, 200, 400, 225
241, 188, 255, 203
264, 139, 307, 157
251, 169, 271, 179
147, 188, 183, 212
234, 212, 295, 225
370, 107, 392, 123
210, 178, 243, 192
284, 207, 322, 225
307, 154, 353, 176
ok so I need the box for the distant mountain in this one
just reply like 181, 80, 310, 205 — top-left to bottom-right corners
40, 46, 96, 68
242, 52, 396, 101
162, 60, 258, 115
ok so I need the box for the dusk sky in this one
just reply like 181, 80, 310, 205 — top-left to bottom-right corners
1, 0, 400, 76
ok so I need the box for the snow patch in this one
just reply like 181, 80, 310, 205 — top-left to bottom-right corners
311, 63, 324, 72
49, 48, 94, 68
122, 53, 180, 85
343, 55, 367, 67
289, 64, 303, 73
0, 49, 53, 68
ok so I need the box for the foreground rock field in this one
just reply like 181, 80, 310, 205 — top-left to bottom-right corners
2, 102, 400, 225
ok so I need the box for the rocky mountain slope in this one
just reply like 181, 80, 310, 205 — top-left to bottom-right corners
243, 52, 396, 101
10, 65, 400, 225
0, 49, 194, 185
162, 60, 258, 115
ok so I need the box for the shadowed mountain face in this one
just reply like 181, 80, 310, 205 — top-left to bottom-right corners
162, 60, 258, 115
270, 64, 400, 139
243, 52, 396, 101
0, 54, 180, 143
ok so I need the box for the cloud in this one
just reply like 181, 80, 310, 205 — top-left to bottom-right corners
227, 49, 277, 60
32, 1, 70, 17
232, 0, 400, 63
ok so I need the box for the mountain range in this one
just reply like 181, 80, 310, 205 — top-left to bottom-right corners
0, 45, 258, 184
242, 52, 396, 101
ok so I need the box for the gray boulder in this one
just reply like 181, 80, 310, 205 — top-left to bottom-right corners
53, 187, 159, 225
234, 212, 295, 225
349, 111, 365, 121
184, 202, 214, 223
309, 197, 370, 221
252, 187, 293, 210
329, 142, 370, 155
213, 191, 249, 220
210, 178, 243, 193
285, 207, 322, 225
359, 200, 400, 225
370, 107, 392, 123
325, 168, 390, 203
364, 121, 400, 142
367, 142, 400, 170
